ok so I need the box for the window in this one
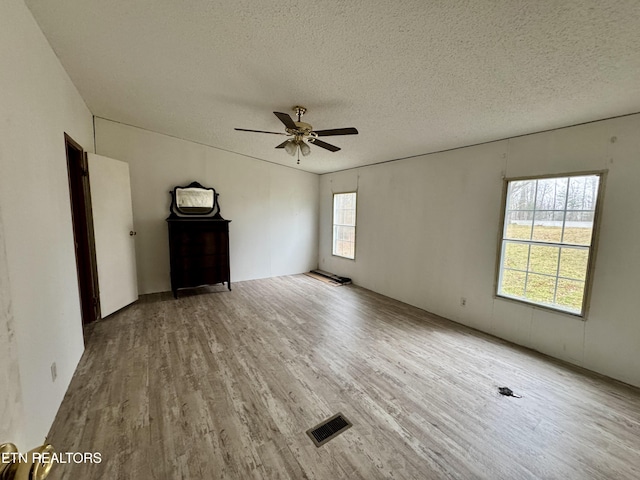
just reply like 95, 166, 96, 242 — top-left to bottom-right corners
332, 192, 357, 259
497, 173, 603, 316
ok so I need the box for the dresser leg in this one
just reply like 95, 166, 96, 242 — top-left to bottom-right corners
228, 281, 232, 291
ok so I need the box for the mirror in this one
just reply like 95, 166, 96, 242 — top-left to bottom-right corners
169, 182, 221, 217
176, 187, 214, 214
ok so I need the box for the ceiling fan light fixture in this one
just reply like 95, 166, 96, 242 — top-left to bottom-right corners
300, 141, 311, 156
284, 139, 297, 156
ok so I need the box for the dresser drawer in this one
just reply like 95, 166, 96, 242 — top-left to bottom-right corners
171, 235, 228, 256
171, 254, 228, 270
172, 266, 228, 288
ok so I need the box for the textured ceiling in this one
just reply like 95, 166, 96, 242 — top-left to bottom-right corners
25, 0, 640, 174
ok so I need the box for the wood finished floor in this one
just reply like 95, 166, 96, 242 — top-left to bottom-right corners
46, 275, 640, 479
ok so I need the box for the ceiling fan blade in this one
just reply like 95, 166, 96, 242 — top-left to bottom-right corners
275, 140, 289, 148
310, 138, 341, 152
235, 128, 287, 135
273, 112, 298, 130
313, 127, 359, 137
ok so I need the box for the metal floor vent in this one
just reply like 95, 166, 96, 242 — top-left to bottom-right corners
306, 412, 353, 447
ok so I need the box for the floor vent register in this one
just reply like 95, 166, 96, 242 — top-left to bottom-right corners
306, 412, 353, 447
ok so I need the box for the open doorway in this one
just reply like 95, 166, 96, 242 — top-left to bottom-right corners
65, 133, 101, 334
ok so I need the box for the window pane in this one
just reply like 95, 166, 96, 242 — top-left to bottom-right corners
503, 242, 529, 270
529, 245, 559, 275
532, 211, 564, 243
558, 248, 589, 281
567, 175, 599, 211
500, 270, 526, 297
333, 225, 355, 258
333, 193, 357, 224
556, 278, 585, 312
566, 211, 595, 222
504, 211, 533, 240
524, 273, 556, 304
563, 211, 594, 245
506, 180, 536, 211
535, 177, 568, 210
343, 209, 356, 226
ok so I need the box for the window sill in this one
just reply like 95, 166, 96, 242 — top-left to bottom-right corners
494, 294, 586, 320
331, 253, 356, 261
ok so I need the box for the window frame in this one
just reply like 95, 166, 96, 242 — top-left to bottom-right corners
494, 170, 607, 319
332, 191, 357, 260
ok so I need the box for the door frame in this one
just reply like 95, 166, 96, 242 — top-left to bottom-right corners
65, 133, 101, 329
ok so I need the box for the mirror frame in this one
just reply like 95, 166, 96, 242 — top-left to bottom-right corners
169, 181, 222, 218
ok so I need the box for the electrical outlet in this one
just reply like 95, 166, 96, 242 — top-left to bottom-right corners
460, 297, 467, 307
51, 362, 57, 382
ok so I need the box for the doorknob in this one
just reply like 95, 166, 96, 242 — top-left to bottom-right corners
0, 443, 55, 479
129, 231, 137, 236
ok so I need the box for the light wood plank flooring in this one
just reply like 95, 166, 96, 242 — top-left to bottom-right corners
46, 275, 640, 479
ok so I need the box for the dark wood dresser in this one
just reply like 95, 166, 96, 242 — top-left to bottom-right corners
167, 218, 231, 297
166, 182, 231, 298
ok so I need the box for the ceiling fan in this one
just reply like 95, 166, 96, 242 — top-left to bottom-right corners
235, 106, 358, 164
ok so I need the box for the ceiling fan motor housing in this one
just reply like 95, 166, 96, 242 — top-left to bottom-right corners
287, 121, 314, 137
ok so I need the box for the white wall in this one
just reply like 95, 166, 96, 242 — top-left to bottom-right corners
0, 205, 25, 447
320, 114, 640, 388
94, 118, 319, 294
0, 0, 95, 446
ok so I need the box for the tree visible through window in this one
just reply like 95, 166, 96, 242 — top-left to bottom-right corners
497, 173, 603, 316
333, 192, 357, 259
